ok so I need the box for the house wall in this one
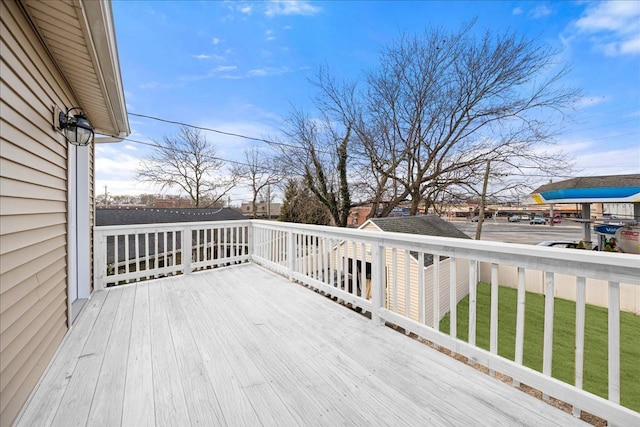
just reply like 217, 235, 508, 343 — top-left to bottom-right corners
0, 1, 84, 423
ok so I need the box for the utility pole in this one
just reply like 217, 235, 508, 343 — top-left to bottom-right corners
267, 183, 271, 219
104, 185, 108, 207
475, 160, 491, 240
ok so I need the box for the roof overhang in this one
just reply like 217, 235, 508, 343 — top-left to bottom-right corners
20, 0, 129, 141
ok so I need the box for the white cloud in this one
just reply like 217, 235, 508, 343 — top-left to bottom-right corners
620, 35, 640, 55
572, 145, 640, 175
265, 0, 321, 17
512, 7, 523, 16
212, 37, 223, 45
530, 4, 552, 19
574, 1, 640, 56
265, 30, 276, 41
247, 67, 289, 77
239, 5, 252, 15
212, 65, 238, 73
193, 54, 211, 60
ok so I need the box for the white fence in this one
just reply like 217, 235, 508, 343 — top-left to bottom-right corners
94, 220, 640, 425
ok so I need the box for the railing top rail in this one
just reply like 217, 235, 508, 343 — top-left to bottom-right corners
250, 220, 640, 285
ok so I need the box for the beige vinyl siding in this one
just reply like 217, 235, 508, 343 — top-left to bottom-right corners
0, 1, 78, 424
340, 223, 471, 327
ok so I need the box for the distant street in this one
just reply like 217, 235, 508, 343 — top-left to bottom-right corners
450, 219, 584, 245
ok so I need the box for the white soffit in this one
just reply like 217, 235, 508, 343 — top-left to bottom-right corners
21, 0, 129, 139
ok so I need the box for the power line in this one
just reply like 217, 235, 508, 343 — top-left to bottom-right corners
122, 137, 285, 174
128, 112, 305, 151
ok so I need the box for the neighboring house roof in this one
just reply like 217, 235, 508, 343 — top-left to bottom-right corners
531, 174, 640, 204
365, 215, 471, 240
96, 208, 245, 226
20, 0, 129, 139
362, 215, 471, 267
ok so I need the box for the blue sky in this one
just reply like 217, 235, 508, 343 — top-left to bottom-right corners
97, 0, 640, 204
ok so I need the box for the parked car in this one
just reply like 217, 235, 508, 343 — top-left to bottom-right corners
537, 241, 579, 249
508, 215, 520, 222
545, 216, 561, 224
530, 217, 545, 225
520, 214, 530, 220
471, 216, 479, 222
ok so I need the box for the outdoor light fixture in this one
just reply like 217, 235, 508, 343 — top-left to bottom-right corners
58, 107, 94, 146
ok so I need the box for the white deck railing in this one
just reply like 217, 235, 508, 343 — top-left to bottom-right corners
94, 219, 640, 425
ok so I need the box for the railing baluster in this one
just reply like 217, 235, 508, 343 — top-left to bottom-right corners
608, 281, 620, 404
360, 242, 366, 300
351, 242, 358, 296
329, 237, 334, 287
113, 235, 119, 281
433, 254, 440, 330
573, 276, 586, 417
542, 271, 555, 400
449, 257, 457, 339
418, 252, 425, 324
392, 248, 398, 313
134, 232, 140, 280
371, 242, 385, 324
514, 267, 526, 386
124, 233, 130, 276
404, 250, 410, 319
154, 231, 158, 277
468, 260, 477, 346
490, 263, 499, 376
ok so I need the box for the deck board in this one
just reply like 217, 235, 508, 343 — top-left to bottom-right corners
16, 264, 587, 426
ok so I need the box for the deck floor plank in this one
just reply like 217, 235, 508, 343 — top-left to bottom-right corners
160, 278, 226, 425
122, 283, 155, 427
208, 269, 447, 426
87, 285, 136, 427
148, 278, 191, 427
50, 287, 124, 427
15, 290, 108, 427
15, 264, 588, 426
186, 275, 301, 427
169, 276, 263, 426
226, 266, 574, 426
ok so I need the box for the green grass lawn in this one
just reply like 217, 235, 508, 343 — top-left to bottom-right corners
439, 284, 640, 412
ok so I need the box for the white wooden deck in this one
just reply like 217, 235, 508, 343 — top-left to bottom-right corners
16, 264, 586, 426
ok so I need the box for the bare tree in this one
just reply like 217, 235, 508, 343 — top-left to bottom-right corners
231, 145, 282, 218
351, 21, 579, 216
137, 126, 236, 207
278, 68, 357, 227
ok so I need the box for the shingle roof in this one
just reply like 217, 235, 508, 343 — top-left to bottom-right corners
367, 215, 471, 240
533, 174, 640, 193
96, 208, 245, 226
365, 216, 470, 267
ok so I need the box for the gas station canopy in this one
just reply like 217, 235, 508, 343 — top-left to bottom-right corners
531, 174, 640, 204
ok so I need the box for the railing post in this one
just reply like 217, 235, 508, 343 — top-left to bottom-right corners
248, 221, 254, 262
371, 242, 385, 325
182, 226, 192, 275
287, 230, 295, 280
93, 229, 106, 289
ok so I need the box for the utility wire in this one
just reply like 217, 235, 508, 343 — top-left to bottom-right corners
128, 112, 305, 151
122, 137, 285, 174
